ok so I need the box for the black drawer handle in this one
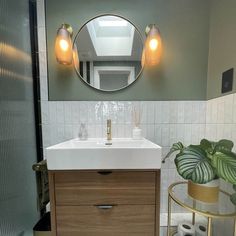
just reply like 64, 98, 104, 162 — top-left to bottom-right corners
97, 171, 112, 175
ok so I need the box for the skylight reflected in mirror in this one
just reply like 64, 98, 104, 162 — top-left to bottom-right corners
98, 17, 128, 27
87, 16, 135, 56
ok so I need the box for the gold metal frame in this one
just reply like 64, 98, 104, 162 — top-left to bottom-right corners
72, 13, 145, 92
167, 181, 236, 236
56, 23, 73, 37
62, 23, 73, 37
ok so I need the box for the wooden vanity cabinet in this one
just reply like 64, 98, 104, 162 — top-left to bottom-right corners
49, 170, 160, 236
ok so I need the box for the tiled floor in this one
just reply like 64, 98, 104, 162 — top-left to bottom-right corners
160, 227, 167, 235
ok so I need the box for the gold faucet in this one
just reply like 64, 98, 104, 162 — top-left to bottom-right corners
107, 119, 112, 141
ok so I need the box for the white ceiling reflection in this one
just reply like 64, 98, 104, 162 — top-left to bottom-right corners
86, 16, 135, 57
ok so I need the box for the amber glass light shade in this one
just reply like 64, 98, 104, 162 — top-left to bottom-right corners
144, 25, 162, 67
55, 25, 73, 65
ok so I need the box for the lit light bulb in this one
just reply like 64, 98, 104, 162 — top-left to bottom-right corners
55, 24, 73, 65
149, 39, 159, 51
59, 39, 69, 51
143, 24, 162, 67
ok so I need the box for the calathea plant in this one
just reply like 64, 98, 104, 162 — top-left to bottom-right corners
163, 138, 236, 187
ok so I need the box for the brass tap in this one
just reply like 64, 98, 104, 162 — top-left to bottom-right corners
107, 119, 112, 141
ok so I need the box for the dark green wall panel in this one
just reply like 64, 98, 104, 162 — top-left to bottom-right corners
207, 0, 236, 99
46, 0, 210, 101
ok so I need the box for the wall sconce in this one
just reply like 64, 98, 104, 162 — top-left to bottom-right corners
55, 23, 73, 65
55, 22, 162, 68
143, 24, 162, 67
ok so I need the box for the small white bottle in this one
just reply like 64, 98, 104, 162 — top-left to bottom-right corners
132, 126, 142, 140
78, 123, 88, 140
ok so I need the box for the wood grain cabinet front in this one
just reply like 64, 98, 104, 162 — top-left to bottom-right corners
56, 205, 155, 236
49, 170, 160, 236
54, 171, 156, 205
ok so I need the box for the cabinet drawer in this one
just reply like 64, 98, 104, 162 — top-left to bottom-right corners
54, 171, 156, 205
56, 205, 155, 236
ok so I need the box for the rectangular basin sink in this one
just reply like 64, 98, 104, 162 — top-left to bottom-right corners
46, 138, 162, 170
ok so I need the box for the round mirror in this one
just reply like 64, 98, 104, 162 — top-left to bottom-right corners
73, 15, 144, 91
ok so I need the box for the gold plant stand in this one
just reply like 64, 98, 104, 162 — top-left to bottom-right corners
167, 182, 236, 236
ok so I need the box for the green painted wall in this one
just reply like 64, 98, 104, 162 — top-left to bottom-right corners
46, 0, 210, 101
207, 0, 236, 99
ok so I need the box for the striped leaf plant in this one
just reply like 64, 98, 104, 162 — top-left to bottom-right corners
163, 139, 236, 185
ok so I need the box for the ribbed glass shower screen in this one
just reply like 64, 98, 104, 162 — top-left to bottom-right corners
0, 0, 39, 235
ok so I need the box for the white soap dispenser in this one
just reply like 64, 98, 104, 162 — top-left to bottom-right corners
78, 123, 88, 140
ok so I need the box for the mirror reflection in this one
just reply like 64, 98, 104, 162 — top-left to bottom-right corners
73, 15, 143, 91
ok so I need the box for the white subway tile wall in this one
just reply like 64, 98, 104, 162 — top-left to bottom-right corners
206, 94, 236, 144
40, 101, 206, 148
37, 1, 236, 234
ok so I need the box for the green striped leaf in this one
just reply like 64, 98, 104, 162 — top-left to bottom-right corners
200, 139, 214, 153
200, 139, 233, 155
214, 140, 234, 153
175, 145, 215, 184
212, 151, 236, 185
162, 142, 184, 163
171, 142, 184, 152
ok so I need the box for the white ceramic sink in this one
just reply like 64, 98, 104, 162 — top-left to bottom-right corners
46, 138, 162, 170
